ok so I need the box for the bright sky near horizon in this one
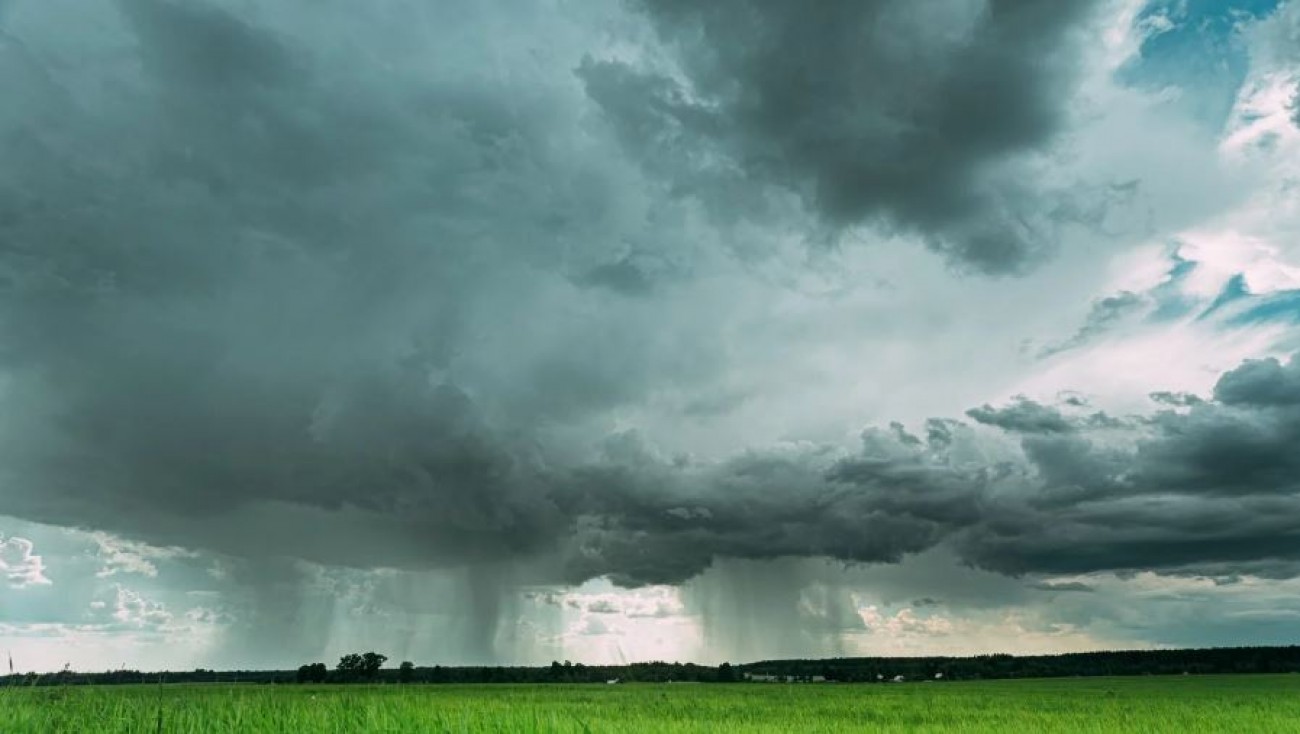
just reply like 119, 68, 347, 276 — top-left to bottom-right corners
2, 0, 1300, 673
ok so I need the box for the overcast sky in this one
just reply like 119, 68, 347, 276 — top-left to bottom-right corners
2, 0, 1300, 673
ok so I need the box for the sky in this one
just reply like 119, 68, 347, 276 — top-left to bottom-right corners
1, 0, 1299, 673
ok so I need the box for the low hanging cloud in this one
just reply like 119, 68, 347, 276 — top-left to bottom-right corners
947, 353, 1300, 579
558, 353, 1300, 585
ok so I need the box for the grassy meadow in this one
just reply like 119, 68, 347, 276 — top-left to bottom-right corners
3, 675, 1300, 733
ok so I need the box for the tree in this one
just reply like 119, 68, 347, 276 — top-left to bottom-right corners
361, 652, 388, 679
297, 662, 328, 683
398, 661, 415, 684
337, 653, 364, 681
717, 662, 736, 683
337, 653, 387, 682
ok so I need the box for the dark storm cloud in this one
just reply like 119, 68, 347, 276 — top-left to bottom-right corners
0, 0, 676, 570
579, 0, 1104, 273
4, 0, 1300, 599
556, 354, 1300, 585
554, 429, 993, 585
118, 0, 299, 90
958, 354, 1300, 577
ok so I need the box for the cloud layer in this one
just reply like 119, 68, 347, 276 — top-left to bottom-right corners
553, 353, 1300, 585
2, 0, 1300, 667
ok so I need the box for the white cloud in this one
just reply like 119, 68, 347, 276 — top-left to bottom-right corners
91, 534, 157, 578
857, 605, 955, 637
0, 535, 51, 588
555, 586, 686, 620
846, 602, 1140, 657
108, 586, 174, 631
90, 532, 200, 579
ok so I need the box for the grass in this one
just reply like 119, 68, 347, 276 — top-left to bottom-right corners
3, 675, 1300, 732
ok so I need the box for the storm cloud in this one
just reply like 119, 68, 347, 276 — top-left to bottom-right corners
2, 0, 1300, 668
580, 0, 1106, 273
0, 0, 677, 570
551, 353, 1300, 585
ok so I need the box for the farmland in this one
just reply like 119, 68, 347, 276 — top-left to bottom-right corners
4, 675, 1299, 733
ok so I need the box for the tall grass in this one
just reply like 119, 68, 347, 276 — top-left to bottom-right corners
3, 675, 1299, 732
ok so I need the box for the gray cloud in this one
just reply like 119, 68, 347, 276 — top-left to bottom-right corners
2, 0, 1299, 644
556, 435, 982, 586
1213, 355, 1300, 406
960, 354, 1300, 577
1149, 391, 1206, 407
966, 398, 1077, 433
1039, 291, 1146, 357
555, 353, 1300, 585
577, 258, 656, 297
580, 0, 1105, 273
119, 0, 299, 91
0, 0, 681, 573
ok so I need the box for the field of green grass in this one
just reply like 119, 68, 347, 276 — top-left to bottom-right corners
3, 675, 1299, 733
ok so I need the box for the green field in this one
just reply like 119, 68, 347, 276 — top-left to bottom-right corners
4, 676, 1299, 733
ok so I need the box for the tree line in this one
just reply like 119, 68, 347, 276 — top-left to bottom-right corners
3, 646, 1298, 687
300, 656, 734, 684
742, 646, 1300, 682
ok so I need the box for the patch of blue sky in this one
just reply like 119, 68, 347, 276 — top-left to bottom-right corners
1145, 248, 1300, 328
1148, 251, 1202, 321
1197, 272, 1251, 320
1224, 289, 1300, 326
1118, 0, 1282, 132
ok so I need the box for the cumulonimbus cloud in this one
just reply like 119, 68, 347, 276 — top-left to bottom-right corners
2, 0, 1298, 596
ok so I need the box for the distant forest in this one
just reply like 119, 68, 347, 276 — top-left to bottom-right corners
5, 646, 1299, 686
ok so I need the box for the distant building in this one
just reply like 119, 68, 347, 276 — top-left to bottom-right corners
743, 673, 829, 683
744, 674, 785, 683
